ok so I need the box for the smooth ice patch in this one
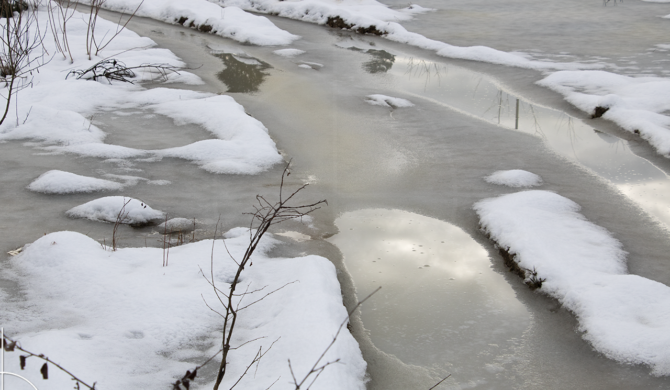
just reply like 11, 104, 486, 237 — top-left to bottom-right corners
27, 170, 124, 194
66, 196, 164, 224
484, 170, 543, 188
474, 190, 670, 376
365, 94, 414, 108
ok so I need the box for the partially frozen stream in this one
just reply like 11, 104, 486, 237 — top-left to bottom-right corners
3, 6, 670, 389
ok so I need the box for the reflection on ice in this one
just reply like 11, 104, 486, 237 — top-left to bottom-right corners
387, 56, 670, 230
213, 52, 271, 93
348, 47, 396, 74
329, 209, 530, 372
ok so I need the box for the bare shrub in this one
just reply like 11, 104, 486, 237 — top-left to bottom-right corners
0, 0, 47, 125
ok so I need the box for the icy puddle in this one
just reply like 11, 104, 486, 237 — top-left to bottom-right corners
369, 53, 670, 230
329, 209, 530, 374
98, 110, 212, 149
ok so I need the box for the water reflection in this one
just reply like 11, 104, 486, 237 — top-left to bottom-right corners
389, 56, 670, 230
349, 47, 396, 73
329, 209, 530, 371
213, 53, 271, 93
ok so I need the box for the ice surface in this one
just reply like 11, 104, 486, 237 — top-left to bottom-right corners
66, 196, 164, 224
3, 230, 366, 389
475, 190, 670, 376
485, 170, 543, 188
27, 170, 124, 194
365, 94, 414, 108
77, 0, 299, 45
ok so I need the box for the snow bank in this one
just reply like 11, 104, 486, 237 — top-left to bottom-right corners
215, 0, 601, 71
474, 190, 670, 376
77, 0, 299, 46
66, 196, 164, 224
0, 6, 282, 175
27, 170, 124, 194
365, 94, 414, 108
273, 48, 306, 57
538, 71, 670, 157
3, 230, 366, 389
484, 170, 543, 188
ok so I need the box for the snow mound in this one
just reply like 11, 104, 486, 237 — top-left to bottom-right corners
66, 196, 164, 224
3, 230, 366, 389
538, 71, 670, 157
27, 170, 124, 194
365, 94, 414, 108
474, 190, 670, 376
485, 170, 543, 188
273, 48, 306, 57
157, 217, 197, 233
78, 0, 299, 46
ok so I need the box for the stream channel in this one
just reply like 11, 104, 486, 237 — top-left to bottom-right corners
3, 8, 670, 390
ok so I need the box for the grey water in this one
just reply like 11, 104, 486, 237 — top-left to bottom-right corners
3, 3, 670, 390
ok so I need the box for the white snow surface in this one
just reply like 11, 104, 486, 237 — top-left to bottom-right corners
77, 0, 299, 46
273, 48, 306, 57
538, 71, 670, 157
27, 170, 124, 194
66, 196, 164, 224
215, 0, 602, 71
0, 5, 282, 175
365, 94, 414, 108
2, 230, 366, 389
484, 170, 543, 188
474, 190, 670, 376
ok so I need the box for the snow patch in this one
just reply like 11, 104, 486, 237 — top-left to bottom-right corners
474, 190, 670, 376
365, 94, 414, 108
66, 196, 164, 224
3, 230, 367, 389
538, 71, 670, 157
27, 170, 124, 194
78, 0, 299, 46
273, 48, 306, 57
485, 170, 543, 188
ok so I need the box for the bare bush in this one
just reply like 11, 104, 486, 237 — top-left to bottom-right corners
0, 0, 47, 125
66, 58, 181, 84
85, 0, 143, 60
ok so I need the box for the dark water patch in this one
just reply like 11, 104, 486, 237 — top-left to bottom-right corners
348, 47, 396, 73
213, 53, 271, 93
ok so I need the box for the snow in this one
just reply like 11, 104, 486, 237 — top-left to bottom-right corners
484, 170, 543, 188
474, 190, 670, 376
157, 217, 197, 233
365, 94, 414, 108
538, 71, 670, 157
0, 6, 283, 175
77, 0, 299, 46
215, 0, 602, 71
274, 48, 306, 57
2, 230, 366, 389
27, 170, 124, 194
66, 196, 164, 224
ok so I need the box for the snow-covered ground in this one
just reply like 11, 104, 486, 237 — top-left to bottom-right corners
474, 189, 670, 376
484, 170, 543, 188
3, 229, 366, 389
